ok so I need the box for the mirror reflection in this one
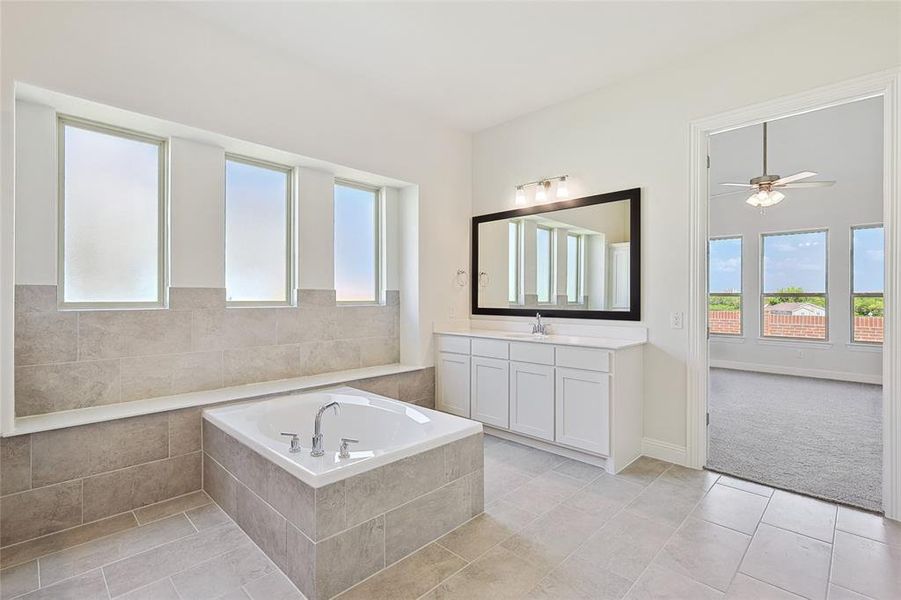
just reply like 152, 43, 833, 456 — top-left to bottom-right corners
477, 199, 631, 310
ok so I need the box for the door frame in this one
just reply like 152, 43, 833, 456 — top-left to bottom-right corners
686, 69, 901, 519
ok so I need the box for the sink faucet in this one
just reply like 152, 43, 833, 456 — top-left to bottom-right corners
311, 401, 339, 457
531, 312, 548, 336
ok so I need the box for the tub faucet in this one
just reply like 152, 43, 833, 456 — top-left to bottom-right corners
311, 401, 340, 457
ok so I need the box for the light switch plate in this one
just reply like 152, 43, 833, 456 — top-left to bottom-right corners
671, 312, 684, 329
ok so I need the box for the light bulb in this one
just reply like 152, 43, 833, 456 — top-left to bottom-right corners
746, 189, 785, 208
556, 177, 569, 198
515, 186, 526, 206
535, 182, 548, 203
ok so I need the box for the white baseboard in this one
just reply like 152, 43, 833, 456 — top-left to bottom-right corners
710, 359, 882, 385
641, 438, 687, 466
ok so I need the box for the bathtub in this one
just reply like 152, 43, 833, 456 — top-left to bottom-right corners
202, 386, 484, 599
204, 385, 482, 488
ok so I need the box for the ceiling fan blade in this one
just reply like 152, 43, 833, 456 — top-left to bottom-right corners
778, 181, 836, 188
772, 171, 817, 185
719, 183, 754, 187
710, 189, 752, 198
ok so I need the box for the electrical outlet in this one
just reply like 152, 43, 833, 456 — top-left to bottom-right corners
670, 312, 684, 329
796, 349, 804, 359
449, 304, 456, 319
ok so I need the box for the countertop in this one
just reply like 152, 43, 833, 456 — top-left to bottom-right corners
433, 328, 645, 350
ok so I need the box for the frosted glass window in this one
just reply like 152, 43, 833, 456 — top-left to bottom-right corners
225, 157, 292, 304
335, 182, 379, 303
566, 234, 580, 303
60, 119, 165, 306
536, 226, 552, 303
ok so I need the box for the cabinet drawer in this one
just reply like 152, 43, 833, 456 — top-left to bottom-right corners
509, 342, 555, 365
555, 346, 610, 372
437, 335, 471, 355
472, 338, 509, 359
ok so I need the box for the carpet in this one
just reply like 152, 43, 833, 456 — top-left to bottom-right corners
707, 368, 882, 512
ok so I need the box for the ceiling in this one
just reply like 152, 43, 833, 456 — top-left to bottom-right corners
177, 1, 819, 132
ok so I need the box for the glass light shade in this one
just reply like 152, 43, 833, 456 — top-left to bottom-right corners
535, 184, 548, 203
515, 186, 526, 205
746, 189, 785, 208
556, 178, 569, 198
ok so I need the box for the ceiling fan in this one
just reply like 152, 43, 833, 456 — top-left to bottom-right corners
714, 121, 835, 209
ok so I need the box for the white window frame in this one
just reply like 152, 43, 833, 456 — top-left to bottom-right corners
224, 154, 295, 307
707, 235, 743, 337
334, 178, 382, 305
851, 223, 884, 345
566, 232, 582, 304
536, 224, 553, 304
57, 115, 168, 310
508, 220, 522, 305
760, 228, 829, 341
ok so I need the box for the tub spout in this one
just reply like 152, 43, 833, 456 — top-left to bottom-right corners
311, 401, 339, 457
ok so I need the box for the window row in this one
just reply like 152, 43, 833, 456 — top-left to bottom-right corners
59, 116, 382, 308
507, 221, 584, 305
708, 226, 884, 343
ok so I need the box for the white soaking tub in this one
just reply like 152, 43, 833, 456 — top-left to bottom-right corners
203, 386, 482, 488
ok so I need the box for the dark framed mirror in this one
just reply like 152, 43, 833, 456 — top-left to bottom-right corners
472, 187, 640, 320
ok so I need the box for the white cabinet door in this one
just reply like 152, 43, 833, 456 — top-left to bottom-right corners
471, 356, 510, 428
509, 361, 555, 441
555, 366, 610, 455
436, 352, 471, 418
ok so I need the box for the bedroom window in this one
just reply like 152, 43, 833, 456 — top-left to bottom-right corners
761, 229, 828, 340
708, 236, 742, 336
851, 225, 884, 344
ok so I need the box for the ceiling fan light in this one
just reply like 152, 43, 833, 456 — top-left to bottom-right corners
746, 189, 785, 208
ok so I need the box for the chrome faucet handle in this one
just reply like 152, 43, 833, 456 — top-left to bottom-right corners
280, 432, 302, 453
338, 438, 359, 459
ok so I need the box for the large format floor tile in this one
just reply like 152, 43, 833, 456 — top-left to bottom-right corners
761, 490, 837, 543
653, 517, 751, 591
830, 530, 901, 600
739, 523, 832, 600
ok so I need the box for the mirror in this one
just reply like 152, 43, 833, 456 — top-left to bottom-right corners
472, 188, 640, 320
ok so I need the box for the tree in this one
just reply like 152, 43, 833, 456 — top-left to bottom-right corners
766, 287, 826, 308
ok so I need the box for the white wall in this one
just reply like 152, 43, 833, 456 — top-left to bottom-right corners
709, 97, 883, 383
473, 2, 900, 449
1, 1, 473, 393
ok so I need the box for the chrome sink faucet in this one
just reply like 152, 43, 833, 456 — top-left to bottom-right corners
531, 312, 548, 336
311, 401, 340, 457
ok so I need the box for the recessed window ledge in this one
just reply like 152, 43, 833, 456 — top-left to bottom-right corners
755, 338, 833, 350
5, 363, 421, 438
709, 335, 745, 344
846, 342, 883, 352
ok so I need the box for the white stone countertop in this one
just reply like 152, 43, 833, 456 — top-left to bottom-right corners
433, 328, 646, 350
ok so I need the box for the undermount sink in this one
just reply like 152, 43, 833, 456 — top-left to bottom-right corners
498, 332, 546, 339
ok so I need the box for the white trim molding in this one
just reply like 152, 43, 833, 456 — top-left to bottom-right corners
642, 438, 687, 466
688, 68, 901, 520
710, 360, 882, 386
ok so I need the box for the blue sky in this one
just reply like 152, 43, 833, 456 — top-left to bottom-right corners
334, 184, 377, 302
709, 237, 741, 293
763, 231, 827, 293
853, 226, 884, 292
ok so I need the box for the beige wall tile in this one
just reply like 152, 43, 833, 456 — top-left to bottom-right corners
223, 344, 301, 387
169, 407, 202, 457
15, 359, 120, 417
134, 491, 211, 525
445, 433, 484, 482
315, 481, 347, 541
298, 340, 360, 376
345, 446, 446, 528
358, 337, 399, 367
121, 352, 223, 402
0, 513, 137, 571
14, 285, 57, 314
203, 454, 238, 519
334, 306, 396, 340
169, 287, 226, 310
384, 473, 478, 565
385, 290, 400, 306
267, 463, 315, 539
14, 312, 77, 366
347, 375, 399, 399
203, 423, 270, 501
297, 289, 336, 307
0, 481, 82, 546
192, 308, 278, 351
398, 368, 435, 404
277, 306, 337, 345
236, 483, 287, 569
78, 310, 192, 359
286, 524, 315, 600
0, 436, 31, 496
81, 452, 201, 522
315, 516, 385, 600
31, 414, 168, 487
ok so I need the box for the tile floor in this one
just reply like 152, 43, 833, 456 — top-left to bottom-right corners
1, 435, 899, 600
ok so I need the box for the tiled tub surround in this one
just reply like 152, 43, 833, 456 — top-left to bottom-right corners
0, 368, 434, 554
203, 418, 485, 599
13, 285, 401, 417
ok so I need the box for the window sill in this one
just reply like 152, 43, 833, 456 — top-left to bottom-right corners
4, 363, 421, 437
846, 343, 883, 352
709, 335, 745, 344
756, 338, 833, 350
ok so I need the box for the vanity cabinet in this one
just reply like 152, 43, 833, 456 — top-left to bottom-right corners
434, 332, 643, 473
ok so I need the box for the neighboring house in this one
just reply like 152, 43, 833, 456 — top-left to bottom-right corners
764, 302, 826, 317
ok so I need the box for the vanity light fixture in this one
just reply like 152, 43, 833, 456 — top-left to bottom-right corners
514, 175, 569, 205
